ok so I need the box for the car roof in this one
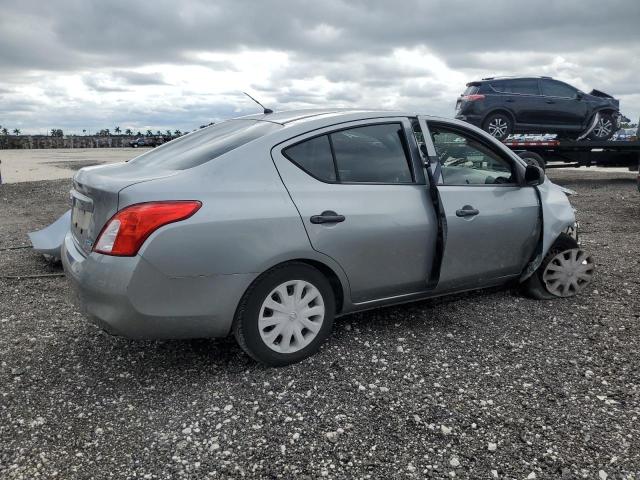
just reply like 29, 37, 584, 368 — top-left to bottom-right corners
235, 108, 447, 126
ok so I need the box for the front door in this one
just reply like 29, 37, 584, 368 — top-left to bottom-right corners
421, 120, 540, 290
271, 118, 438, 303
536, 79, 588, 128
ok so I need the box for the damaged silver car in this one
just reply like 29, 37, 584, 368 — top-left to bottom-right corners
55, 109, 594, 366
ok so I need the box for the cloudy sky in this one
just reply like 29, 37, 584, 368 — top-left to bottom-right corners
0, 0, 638, 134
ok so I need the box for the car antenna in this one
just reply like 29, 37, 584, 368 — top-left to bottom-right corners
243, 92, 273, 114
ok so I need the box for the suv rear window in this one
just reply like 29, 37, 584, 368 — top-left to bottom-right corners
129, 120, 282, 170
491, 79, 540, 95
463, 85, 479, 95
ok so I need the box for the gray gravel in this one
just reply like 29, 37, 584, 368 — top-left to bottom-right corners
1, 170, 639, 479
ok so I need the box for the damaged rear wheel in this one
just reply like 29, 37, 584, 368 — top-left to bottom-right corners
523, 233, 595, 300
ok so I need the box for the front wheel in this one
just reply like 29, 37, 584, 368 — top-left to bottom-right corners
233, 263, 335, 366
588, 113, 617, 141
483, 113, 513, 141
522, 234, 595, 299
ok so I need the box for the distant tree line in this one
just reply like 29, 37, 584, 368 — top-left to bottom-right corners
0, 124, 214, 138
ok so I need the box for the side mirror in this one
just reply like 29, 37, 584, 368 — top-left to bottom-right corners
524, 165, 545, 186
576, 92, 583, 100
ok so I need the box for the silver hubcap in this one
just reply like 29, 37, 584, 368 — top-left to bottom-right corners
259, 280, 325, 354
593, 117, 612, 138
542, 248, 594, 297
487, 118, 508, 138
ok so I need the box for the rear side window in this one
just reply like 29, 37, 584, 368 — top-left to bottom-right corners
541, 80, 576, 98
331, 124, 413, 183
129, 120, 281, 170
284, 123, 414, 184
283, 135, 336, 182
491, 80, 539, 95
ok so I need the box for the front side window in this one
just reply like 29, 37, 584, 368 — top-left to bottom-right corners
284, 123, 414, 184
541, 80, 577, 98
430, 125, 515, 185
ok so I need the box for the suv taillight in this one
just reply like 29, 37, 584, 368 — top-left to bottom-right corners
94, 201, 202, 256
461, 94, 485, 101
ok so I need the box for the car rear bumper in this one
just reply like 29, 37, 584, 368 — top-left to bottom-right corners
61, 232, 257, 339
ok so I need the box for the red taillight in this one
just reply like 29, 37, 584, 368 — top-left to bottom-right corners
93, 201, 202, 256
461, 94, 485, 101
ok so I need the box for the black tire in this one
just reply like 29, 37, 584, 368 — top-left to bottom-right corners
233, 262, 336, 367
588, 112, 617, 141
522, 233, 581, 300
482, 112, 513, 141
517, 151, 546, 170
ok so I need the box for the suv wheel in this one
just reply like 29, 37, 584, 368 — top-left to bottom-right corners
588, 113, 616, 141
233, 263, 336, 366
483, 113, 513, 141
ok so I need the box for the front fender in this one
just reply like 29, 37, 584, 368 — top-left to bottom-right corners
520, 177, 576, 281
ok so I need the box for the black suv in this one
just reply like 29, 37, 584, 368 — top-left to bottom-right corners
455, 76, 621, 141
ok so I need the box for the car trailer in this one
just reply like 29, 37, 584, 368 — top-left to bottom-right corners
504, 139, 640, 172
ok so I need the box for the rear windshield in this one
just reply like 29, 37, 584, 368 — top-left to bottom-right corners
463, 85, 479, 95
129, 120, 282, 170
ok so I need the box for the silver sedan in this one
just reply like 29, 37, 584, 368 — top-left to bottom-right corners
62, 109, 594, 366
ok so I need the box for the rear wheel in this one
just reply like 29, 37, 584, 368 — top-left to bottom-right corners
588, 113, 616, 141
523, 234, 595, 299
483, 113, 513, 141
233, 263, 335, 366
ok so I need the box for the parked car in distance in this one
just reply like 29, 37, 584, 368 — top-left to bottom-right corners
129, 136, 164, 148
62, 109, 593, 366
612, 127, 638, 142
456, 76, 622, 142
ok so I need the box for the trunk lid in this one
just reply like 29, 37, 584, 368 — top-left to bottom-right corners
70, 162, 178, 254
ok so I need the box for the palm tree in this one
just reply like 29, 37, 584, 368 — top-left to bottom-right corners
1, 127, 8, 135
146, 129, 152, 136
13, 128, 20, 135
125, 128, 133, 136
114, 126, 121, 135
137, 131, 142, 137
174, 129, 182, 136
165, 129, 172, 137
156, 130, 162, 136
82, 129, 87, 135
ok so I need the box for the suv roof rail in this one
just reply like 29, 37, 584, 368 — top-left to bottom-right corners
481, 75, 553, 81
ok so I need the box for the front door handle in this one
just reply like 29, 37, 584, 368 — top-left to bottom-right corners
505, 98, 515, 103
310, 210, 346, 224
456, 205, 480, 217
546, 100, 555, 104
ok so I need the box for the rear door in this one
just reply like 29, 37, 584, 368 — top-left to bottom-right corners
271, 118, 438, 303
490, 79, 542, 126
419, 119, 540, 290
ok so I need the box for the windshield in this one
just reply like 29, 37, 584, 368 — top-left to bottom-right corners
129, 120, 282, 170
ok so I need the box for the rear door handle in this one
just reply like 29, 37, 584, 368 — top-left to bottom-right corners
546, 100, 555, 104
456, 206, 480, 217
310, 210, 346, 224
505, 98, 515, 103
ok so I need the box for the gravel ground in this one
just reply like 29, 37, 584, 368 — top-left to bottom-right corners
0, 170, 639, 479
